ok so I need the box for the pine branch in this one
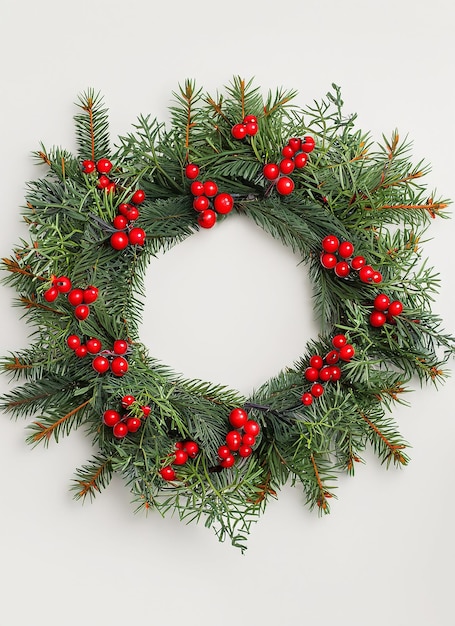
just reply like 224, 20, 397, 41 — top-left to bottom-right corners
27, 398, 92, 446
71, 454, 114, 501
359, 412, 409, 467
74, 89, 110, 162
310, 453, 334, 512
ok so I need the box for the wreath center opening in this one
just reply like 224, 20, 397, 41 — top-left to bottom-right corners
142, 215, 319, 396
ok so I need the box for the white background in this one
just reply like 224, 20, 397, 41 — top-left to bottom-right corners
1, 1, 454, 624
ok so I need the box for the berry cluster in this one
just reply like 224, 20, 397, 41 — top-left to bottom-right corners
159, 440, 200, 481
370, 294, 404, 327
44, 277, 99, 321
43, 275, 72, 302
217, 408, 260, 469
80, 157, 147, 250
231, 115, 259, 140
301, 334, 354, 406
262, 136, 315, 196
320, 234, 383, 283
82, 157, 117, 193
110, 192, 146, 250
185, 165, 234, 229
103, 394, 151, 438
67, 335, 130, 376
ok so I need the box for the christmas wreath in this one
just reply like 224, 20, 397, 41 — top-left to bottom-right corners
2, 78, 454, 550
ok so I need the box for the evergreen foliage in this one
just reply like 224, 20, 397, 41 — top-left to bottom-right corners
1, 78, 453, 550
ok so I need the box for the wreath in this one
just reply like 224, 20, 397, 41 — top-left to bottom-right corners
2, 78, 454, 551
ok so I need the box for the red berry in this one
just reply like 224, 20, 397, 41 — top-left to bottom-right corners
244, 420, 260, 437
131, 189, 146, 204
110, 356, 128, 376
373, 294, 390, 311
125, 206, 139, 221
74, 304, 90, 320
225, 430, 242, 451
190, 181, 205, 196
276, 176, 295, 195
318, 366, 332, 382
97, 175, 110, 189
213, 193, 234, 214
320, 253, 338, 269
44, 286, 59, 302
54, 276, 72, 293
203, 181, 218, 197
338, 241, 354, 258
110, 231, 129, 250
242, 433, 256, 446
309, 355, 323, 369
141, 406, 151, 417
121, 395, 135, 408
311, 383, 324, 397
82, 160, 96, 174
281, 145, 295, 158
183, 441, 199, 458
288, 138, 302, 152
83, 286, 98, 304
113, 215, 128, 229
332, 334, 347, 348
330, 366, 342, 381
370, 311, 387, 327
305, 367, 320, 382
173, 449, 189, 465
350, 256, 366, 270
334, 261, 350, 278
185, 163, 200, 180
358, 265, 375, 283
67, 289, 84, 306
126, 417, 141, 433
175, 441, 184, 450
302, 136, 316, 153
128, 228, 146, 246
66, 335, 81, 350
218, 445, 232, 460
263, 163, 280, 181
105, 182, 116, 194
324, 350, 340, 365
229, 408, 248, 429
279, 159, 295, 175
388, 300, 403, 316
371, 271, 383, 284
321, 235, 339, 253
160, 466, 176, 481
231, 123, 247, 140
245, 122, 258, 136
301, 392, 313, 406
113, 339, 128, 355
293, 152, 309, 168
113, 422, 128, 438
118, 203, 133, 216
74, 345, 88, 358
96, 158, 113, 174
193, 195, 210, 212
197, 209, 217, 229
339, 344, 355, 361
86, 338, 102, 354
220, 455, 236, 468
243, 115, 258, 124
103, 410, 121, 427
238, 445, 253, 458
92, 355, 110, 373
